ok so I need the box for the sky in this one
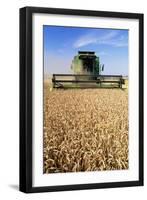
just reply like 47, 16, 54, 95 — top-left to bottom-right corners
44, 25, 128, 76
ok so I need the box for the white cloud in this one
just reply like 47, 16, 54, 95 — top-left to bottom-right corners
73, 30, 128, 48
73, 32, 97, 48
97, 51, 109, 56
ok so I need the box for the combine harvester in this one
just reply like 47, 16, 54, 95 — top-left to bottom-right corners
52, 51, 128, 89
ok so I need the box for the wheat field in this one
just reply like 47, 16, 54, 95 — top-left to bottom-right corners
43, 82, 128, 173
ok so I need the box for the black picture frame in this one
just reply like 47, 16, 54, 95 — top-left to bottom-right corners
19, 6, 144, 193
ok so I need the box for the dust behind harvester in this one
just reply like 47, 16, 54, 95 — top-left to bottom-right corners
52, 51, 127, 89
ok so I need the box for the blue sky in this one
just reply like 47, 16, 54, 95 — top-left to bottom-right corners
44, 26, 128, 76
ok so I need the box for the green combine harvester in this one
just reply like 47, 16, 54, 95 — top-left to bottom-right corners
52, 51, 126, 89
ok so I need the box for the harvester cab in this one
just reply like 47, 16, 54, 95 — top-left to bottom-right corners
71, 51, 104, 75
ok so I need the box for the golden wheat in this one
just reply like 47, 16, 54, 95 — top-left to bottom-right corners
43, 82, 128, 173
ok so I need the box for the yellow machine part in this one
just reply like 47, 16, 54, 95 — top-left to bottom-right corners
122, 79, 128, 89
